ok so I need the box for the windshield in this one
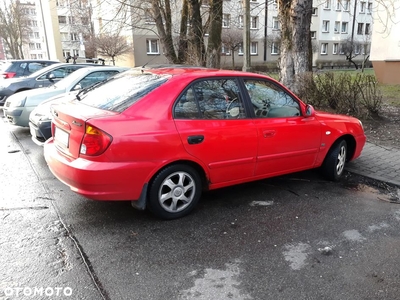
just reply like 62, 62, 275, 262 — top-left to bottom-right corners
79, 71, 169, 112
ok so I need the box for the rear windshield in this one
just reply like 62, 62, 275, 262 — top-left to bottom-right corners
0, 62, 12, 72
78, 71, 169, 112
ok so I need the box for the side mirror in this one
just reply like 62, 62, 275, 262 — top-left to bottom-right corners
305, 104, 315, 117
47, 73, 55, 80
73, 84, 82, 91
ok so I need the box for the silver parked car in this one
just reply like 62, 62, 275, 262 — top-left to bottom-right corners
3, 66, 128, 128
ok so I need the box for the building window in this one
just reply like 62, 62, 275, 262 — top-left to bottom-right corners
146, 39, 159, 54
63, 50, 70, 57
367, 2, 372, 13
334, 21, 340, 33
238, 15, 243, 28
68, 16, 75, 24
30, 9, 36, 15
322, 20, 330, 32
38, 54, 43, 59
221, 44, 230, 55
357, 23, 364, 35
271, 42, 279, 54
336, 0, 341, 10
360, 1, 366, 13
365, 23, 371, 35
354, 44, 360, 55
251, 16, 258, 29
339, 44, 345, 55
321, 43, 328, 54
29, 43, 35, 50
333, 43, 338, 54
36, 43, 41, 50
31, 20, 38, 27
73, 49, 79, 56
61, 32, 68, 41
70, 33, 78, 41
250, 42, 258, 55
312, 7, 317, 15
34, 32, 39, 38
81, 17, 89, 25
58, 16, 66, 24
324, 0, 331, 9
342, 0, 349, 10
29, 32, 34, 38
31, 54, 37, 59
238, 43, 243, 55
272, 17, 279, 30
222, 14, 230, 28
311, 31, 316, 39
341, 22, 348, 33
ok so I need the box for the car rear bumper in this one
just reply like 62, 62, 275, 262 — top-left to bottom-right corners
44, 139, 152, 201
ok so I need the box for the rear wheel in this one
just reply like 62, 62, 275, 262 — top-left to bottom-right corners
147, 164, 202, 219
321, 140, 347, 181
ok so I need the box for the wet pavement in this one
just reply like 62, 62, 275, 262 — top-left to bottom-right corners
1, 111, 400, 300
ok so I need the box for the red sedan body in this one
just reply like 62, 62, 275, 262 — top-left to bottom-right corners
44, 68, 366, 219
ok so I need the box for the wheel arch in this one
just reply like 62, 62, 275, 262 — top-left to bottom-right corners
148, 160, 209, 193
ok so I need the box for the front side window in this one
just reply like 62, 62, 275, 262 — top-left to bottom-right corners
244, 79, 300, 118
174, 78, 246, 120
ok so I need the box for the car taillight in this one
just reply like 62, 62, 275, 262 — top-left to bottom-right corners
3, 72, 16, 79
80, 125, 112, 156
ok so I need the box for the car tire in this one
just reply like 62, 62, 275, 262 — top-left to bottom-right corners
321, 139, 347, 181
147, 164, 202, 220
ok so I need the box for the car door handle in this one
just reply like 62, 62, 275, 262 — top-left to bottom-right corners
263, 130, 276, 138
188, 135, 204, 144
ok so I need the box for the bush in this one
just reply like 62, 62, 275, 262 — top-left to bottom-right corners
297, 72, 382, 118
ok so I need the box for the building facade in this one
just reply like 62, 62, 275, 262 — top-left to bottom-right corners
370, 1, 400, 84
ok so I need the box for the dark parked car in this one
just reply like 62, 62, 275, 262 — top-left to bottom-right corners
0, 59, 58, 79
0, 62, 100, 106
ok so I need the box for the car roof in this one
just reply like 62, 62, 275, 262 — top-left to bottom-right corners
4, 59, 59, 63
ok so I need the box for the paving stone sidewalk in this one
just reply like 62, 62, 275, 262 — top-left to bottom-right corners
346, 142, 400, 187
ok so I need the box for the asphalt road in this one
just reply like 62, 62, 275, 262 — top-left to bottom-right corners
1, 114, 400, 300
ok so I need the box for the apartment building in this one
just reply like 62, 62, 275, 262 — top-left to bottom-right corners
17, 0, 61, 61
89, 0, 373, 69
370, 1, 400, 84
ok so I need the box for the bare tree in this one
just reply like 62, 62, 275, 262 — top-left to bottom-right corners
0, 0, 30, 59
221, 29, 242, 69
94, 33, 131, 65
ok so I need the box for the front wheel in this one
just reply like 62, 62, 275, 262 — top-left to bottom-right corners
321, 140, 347, 181
147, 164, 202, 220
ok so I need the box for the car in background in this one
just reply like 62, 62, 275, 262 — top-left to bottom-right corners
0, 62, 101, 106
44, 67, 366, 220
0, 59, 58, 79
28, 66, 128, 145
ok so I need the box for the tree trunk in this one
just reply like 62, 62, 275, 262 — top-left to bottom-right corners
206, 0, 222, 68
189, 0, 206, 66
278, 0, 313, 94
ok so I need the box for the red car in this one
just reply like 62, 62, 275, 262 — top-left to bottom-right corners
44, 67, 366, 219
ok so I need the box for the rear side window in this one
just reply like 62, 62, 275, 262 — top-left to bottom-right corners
79, 71, 168, 112
27, 62, 48, 74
